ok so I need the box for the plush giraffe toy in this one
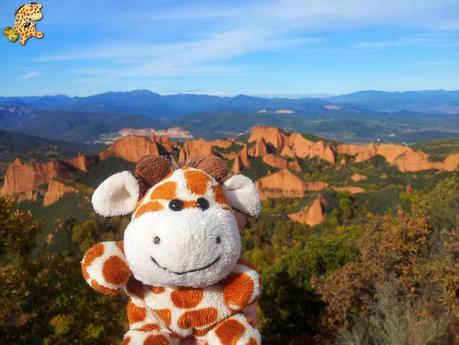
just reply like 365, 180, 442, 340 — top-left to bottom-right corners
81, 154, 262, 345
14, 3, 44, 46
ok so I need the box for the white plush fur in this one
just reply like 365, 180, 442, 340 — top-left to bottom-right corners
223, 174, 261, 217
91, 171, 140, 217
124, 206, 241, 288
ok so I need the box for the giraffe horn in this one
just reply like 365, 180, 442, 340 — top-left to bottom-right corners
184, 155, 228, 184
135, 155, 173, 197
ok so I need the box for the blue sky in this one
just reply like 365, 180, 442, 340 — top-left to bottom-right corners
0, 0, 458, 96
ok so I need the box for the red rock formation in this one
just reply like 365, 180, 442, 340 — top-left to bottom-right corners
280, 145, 295, 158
337, 142, 457, 172
442, 152, 459, 171
178, 139, 214, 163
0, 158, 73, 196
262, 154, 288, 169
151, 135, 175, 153
254, 137, 269, 157
209, 139, 233, 149
287, 133, 336, 163
351, 173, 367, 182
99, 135, 160, 162
232, 155, 243, 174
288, 159, 302, 173
238, 145, 250, 168
43, 180, 77, 206
67, 154, 98, 172
305, 181, 329, 191
255, 169, 306, 199
248, 126, 286, 149
333, 186, 366, 194
16, 189, 38, 203
288, 196, 325, 226
393, 150, 438, 172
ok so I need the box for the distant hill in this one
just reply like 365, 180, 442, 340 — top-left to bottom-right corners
323, 90, 459, 114
0, 89, 457, 143
0, 106, 165, 142
0, 129, 95, 177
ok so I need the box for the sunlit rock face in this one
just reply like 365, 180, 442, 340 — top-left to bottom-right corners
288, 196, 326, 226
0, 158, 72, 196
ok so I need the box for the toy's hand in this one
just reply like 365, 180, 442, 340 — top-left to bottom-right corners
223, 258, 261, 311
81, 241, 131, 295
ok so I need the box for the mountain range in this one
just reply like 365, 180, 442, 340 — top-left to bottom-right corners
0, 89, 457, 144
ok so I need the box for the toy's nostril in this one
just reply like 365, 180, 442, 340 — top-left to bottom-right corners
216, 236, 221, 244
153, 236, 161, 245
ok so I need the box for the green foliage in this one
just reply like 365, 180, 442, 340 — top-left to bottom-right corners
74, 157, 135, 188
260, 233, 358, 345
413, 138, 459, 160
0, 197, 126, 345
336, 283, 451, 345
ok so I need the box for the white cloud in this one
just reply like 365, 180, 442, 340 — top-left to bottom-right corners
35, 0, 459, 79
20, 72, 41, 79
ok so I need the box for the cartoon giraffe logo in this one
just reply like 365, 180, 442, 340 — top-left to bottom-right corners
3, 3, 44, 45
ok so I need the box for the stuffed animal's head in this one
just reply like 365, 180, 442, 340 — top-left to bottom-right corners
92, 155, 261, 288
16, 3, 43, 22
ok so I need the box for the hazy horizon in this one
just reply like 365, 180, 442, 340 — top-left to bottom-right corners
1, 88, 459, 99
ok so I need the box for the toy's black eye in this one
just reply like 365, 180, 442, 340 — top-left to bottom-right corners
169, 199, 183, 211
153, 236, 161, 244
197, 197, 209, 211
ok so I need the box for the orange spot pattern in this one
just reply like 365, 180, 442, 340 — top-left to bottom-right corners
139, 323, 160, 332
177, 307, 218, 329
214, 319, 245, 345
134, 201, 164, 218
247, 337, 258, 345
144, 335, 170, 345
81, 243, 105, 280
150, 181, 177, 201
102, 256, 131, 285
90, 280, 118, 296
150, 286, 165, 294
127, 300, 147, 324
212, 185, 228, 206
155, 309, 172, 326
184, 170, 210, 196
171, 287, 204, 308
223, 273, 255, 309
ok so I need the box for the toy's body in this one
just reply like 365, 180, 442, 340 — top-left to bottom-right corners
14, 3, 44, 46
83, 241, 260, 343
81, 155, 263, 344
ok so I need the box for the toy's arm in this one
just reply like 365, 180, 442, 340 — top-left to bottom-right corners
223, 258, 262, 311
81, 241, 132, 296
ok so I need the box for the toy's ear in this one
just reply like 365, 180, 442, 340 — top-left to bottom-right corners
223, 175, 261, 218
92, 171, 140, 217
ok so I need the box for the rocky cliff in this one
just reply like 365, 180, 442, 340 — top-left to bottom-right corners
249, 126, 286, 149
99, 135, 160, 162
255, 169, 306, 199
67, 154, 99, 172
43, 180, 77, 206
288, 196, 325, 226
0, 158, 73, 196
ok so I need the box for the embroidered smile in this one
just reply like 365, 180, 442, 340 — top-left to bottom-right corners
150, 256, 221, 275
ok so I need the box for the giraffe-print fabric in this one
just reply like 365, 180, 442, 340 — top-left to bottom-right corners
82, 242, 261, 344
14, 3, 44, 46
84, 156, 263, 344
